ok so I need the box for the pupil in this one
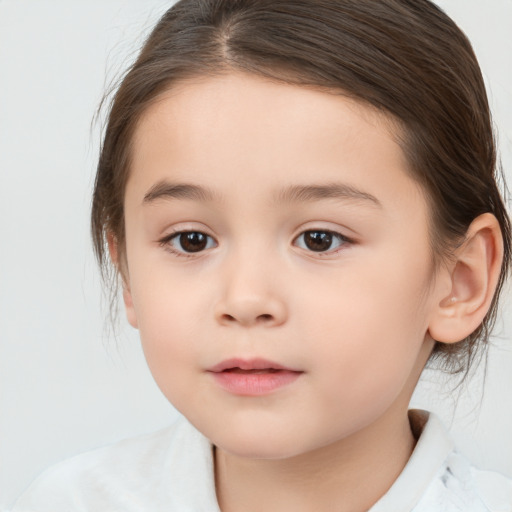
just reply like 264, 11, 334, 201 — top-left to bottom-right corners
180, 232, 207, 252
304, 231, 332, 252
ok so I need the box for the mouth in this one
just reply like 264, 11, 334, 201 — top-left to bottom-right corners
222, 368, 283, 374
208, 358, 301, 373
207, 358, 303, 396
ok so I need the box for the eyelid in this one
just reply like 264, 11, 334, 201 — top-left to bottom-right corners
292, 220, 359, 239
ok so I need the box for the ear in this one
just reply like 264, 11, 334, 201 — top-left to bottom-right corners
107, 232, 138, 329
428, 213, 503, 343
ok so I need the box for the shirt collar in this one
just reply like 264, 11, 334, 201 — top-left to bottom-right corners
169, 409, 453, 511
370, 409, 454, 511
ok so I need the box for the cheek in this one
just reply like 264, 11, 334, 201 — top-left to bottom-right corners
300, 253, 432, 399
128, 268, 210, 393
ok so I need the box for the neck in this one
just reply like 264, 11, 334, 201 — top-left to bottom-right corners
214, 405, 416, 512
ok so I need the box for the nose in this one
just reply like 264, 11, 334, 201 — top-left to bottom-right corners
214, 258, 288, 328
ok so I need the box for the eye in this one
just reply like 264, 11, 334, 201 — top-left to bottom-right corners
161, 231, 217, 255
294, 230, 349, 253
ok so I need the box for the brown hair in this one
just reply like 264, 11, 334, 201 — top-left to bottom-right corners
91, 0, 511, 375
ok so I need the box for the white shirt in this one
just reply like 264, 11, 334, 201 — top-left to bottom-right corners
12, 410, 512, 511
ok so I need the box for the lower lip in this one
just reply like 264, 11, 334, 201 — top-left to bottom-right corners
210, 370, 302, 396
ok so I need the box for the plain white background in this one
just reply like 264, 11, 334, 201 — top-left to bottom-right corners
0, 0, 511, 508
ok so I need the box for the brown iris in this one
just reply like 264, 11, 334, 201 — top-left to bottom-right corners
178, 232, 208, 252
303, 231, 333, 252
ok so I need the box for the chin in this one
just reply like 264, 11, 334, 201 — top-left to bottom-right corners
208, 420, 329, 461
217, 436, 301, 460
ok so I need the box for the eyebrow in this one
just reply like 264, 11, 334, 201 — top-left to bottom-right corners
273, 183, 382, 208
143, 181, 219, 204
143, 180, 381, 208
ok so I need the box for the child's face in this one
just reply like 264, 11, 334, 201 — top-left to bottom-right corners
122, 73, 443, 458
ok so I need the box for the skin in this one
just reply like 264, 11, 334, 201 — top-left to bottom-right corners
117, 72, 502, 511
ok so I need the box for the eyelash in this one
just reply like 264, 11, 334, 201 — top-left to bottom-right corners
158, 229, 353, 258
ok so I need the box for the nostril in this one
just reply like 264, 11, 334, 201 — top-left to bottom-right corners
219, 313, 274, 324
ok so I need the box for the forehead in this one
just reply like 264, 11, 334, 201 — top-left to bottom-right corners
134, 72, 400, 158
127, 72, 424, 215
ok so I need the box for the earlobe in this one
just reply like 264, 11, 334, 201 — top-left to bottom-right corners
107, 232, 138, 329
428, 213, 503, 344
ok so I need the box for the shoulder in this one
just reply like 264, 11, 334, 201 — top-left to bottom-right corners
414, 452, 512, 512
471, 465, 512, 510
11, 416, 216, 512
411, 412, 512, 512
443, 453, 512, 512
372, 410, 512, 512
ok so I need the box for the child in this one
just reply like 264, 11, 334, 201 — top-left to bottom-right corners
12, 0, 512, 510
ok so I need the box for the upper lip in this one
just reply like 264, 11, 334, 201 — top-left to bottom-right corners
208, 358, 301, 373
